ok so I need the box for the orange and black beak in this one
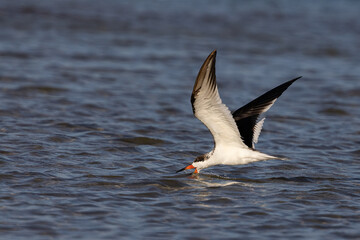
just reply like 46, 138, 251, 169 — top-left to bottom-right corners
176, 164, 198, 174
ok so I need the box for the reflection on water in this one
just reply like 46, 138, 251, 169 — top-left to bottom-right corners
1, 0, 360, 239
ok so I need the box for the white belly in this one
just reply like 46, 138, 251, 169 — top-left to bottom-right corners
214, 144, 274, 165
192, 144, 276, 171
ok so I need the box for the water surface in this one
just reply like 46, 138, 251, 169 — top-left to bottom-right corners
0, 1, 360, 239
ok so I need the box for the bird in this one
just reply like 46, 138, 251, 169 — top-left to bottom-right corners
176, 50, 301, 174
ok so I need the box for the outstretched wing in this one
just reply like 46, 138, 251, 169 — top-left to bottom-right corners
232, 76, 301, 149
191, 50, 247, 148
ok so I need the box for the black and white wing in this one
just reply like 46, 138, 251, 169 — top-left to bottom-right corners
232, 76, 301, 149
191, 50, 247, 148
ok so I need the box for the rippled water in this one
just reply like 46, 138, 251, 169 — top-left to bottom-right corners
1, 0, 360, 239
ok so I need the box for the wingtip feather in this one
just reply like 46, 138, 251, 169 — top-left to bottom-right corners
192, 50, 217, 92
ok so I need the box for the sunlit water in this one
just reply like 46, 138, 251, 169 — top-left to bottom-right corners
0, 0, 360, 239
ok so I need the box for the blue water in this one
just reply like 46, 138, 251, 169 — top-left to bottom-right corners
0, 0, 360, 239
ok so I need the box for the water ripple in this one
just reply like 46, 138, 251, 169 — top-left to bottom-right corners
1, 1, 360, 239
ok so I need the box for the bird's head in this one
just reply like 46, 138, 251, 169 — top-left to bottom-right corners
176, 155, 207, 174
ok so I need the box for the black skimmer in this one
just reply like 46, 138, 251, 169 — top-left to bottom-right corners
177, 50, 301, 174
